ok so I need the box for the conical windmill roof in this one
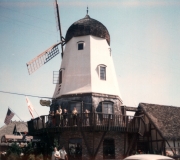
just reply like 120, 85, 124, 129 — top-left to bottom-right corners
65, 14, 110, 45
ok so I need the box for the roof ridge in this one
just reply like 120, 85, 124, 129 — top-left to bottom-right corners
139, 102, 180, 108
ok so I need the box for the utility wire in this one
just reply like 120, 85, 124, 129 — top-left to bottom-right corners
0, 90, 53, 99
0, 5, 54, 24
0, 90, 122, 106
0, 15, 56, 35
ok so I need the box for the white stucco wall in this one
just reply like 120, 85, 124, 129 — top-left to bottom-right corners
53, 35, 122, 101
90, 36, 121, 97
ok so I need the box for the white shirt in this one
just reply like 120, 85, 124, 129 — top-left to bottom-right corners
51, 151, 60, 160
59, 149, 67, 159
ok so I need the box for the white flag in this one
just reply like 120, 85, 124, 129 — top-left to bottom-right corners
26, 96, 34, 118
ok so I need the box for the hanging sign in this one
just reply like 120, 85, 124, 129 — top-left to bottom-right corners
40, 100, 51, 106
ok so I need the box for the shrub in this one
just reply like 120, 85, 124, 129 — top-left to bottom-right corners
7, 143, 22, 156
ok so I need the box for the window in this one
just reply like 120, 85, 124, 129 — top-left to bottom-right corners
78, 43, 84, 50
59, 70, 62, 84
69, 138, 82, 160
102, 102, 113, 118
96, 102, 114, 114
102, 102, 113, 114
103, 138, 115, 159
100, 66, 106, 80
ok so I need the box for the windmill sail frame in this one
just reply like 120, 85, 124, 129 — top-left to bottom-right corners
26, 0, 65, 75
55, 0, 64, 58
27, 42, 61, 75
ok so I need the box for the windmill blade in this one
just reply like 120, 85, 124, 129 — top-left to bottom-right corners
54, 0, 65, 58
26, 42, 62, 75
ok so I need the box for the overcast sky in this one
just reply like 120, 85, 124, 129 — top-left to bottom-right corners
0, 0, 180, 127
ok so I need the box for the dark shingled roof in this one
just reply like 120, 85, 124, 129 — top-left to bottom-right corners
139, 103, 180, 140
0, 121, 27, 142
65, 14, 110, 45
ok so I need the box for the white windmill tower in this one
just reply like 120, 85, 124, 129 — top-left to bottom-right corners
27, 4, 123, 114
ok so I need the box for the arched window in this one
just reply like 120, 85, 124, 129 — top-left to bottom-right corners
96, 102, 114, 114
96, 101, 114, 119
103, 138, 115, 159
102, 102, 114, 118
102, 102, 113, 115
98, 64, 107, 80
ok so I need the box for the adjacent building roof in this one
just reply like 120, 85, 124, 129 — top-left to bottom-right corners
65, 14, 110, 45
0, 121, 27, 142
139, 103, 180, 140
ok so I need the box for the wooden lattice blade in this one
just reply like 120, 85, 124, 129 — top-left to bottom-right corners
26, 42, 61, 75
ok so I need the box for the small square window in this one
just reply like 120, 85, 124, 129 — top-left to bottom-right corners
78, 43, 84, 50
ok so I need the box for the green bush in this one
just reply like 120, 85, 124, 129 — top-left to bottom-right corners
7, 143, 22, 156
23, 143, 34, 155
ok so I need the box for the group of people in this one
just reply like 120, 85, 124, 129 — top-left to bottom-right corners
52, 147, 68, 160
48, 106, 68, 127
48, 106, 90, 127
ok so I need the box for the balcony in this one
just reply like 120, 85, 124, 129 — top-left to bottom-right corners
27, 113, 142, 135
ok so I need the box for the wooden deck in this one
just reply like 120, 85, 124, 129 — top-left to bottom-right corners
27, 113, 142, 135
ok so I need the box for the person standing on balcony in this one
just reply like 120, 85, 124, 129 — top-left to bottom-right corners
50, 111, 55, 127
84, 109, 90, 126
63, 109, 68, 126
72, 107, 78, 126
55, 106, 62, 127
48, 111, 52, 127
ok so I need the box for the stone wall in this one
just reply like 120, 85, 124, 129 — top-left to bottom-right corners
51, 93, 122, 115
57, 131, 125, 160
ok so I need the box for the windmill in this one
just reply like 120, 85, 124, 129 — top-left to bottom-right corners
26, 0, 65, 75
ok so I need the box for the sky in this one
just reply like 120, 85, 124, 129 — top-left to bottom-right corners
0, 0, 180, 127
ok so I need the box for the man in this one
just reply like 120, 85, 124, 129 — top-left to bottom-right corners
63, 109, 68, 126
72, 107, 78, 126
55, 106, 62, 127
51, 147, 60, 160
59, 146, 68, 160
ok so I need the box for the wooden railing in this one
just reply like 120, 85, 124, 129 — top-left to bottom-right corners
27, 113, 141, 134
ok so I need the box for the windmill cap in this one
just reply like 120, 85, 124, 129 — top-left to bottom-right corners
65, 14, 110, 45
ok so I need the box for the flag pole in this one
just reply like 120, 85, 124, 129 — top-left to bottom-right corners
25, 96, 41, 120
33, 108, 42, 120
9, 106, 23, 122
